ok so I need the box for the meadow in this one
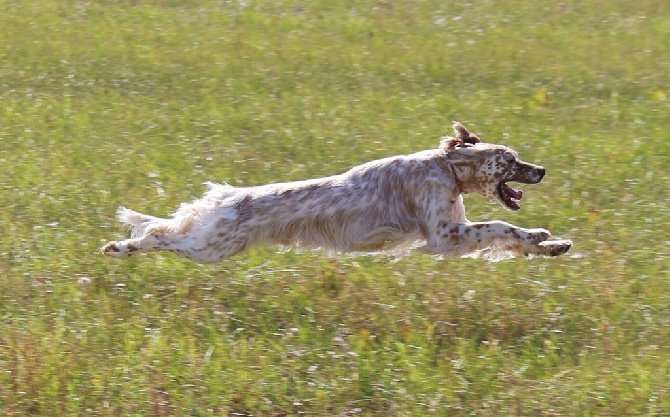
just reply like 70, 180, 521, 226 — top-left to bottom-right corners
0, 0, 668, 415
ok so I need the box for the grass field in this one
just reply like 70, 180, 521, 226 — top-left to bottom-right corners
1, 0, 669, 415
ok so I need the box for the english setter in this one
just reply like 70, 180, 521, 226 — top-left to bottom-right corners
101, 122, 572, 263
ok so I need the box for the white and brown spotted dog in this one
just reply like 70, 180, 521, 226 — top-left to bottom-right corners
101, 122, 571, 263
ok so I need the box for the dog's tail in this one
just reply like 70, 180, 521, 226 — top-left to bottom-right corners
116, 183, 237, 239
117, 205, 198, 238
117, 205, 190, 237
116, 206, 160, 238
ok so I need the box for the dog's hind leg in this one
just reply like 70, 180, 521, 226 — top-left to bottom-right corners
101, 225, 249, 263
101, 232, 250, 263
101, 206, 191, 259
101, 234, 174, 259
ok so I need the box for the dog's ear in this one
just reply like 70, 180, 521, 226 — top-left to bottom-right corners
452, 121, 481, 146
441, 121, 482, 151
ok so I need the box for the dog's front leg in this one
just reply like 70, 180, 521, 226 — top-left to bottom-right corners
418, 221, 571, 259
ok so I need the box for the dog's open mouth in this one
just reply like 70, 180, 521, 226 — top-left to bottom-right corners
498, 181, 523, 211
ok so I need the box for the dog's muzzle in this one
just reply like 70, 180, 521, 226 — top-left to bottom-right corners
498, 163, 545, 211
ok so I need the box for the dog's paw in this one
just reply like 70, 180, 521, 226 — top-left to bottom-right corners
101, 241, 131, 258
538, 239, 572, 257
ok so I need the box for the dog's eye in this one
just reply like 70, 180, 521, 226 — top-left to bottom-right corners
503, 151, 516, 163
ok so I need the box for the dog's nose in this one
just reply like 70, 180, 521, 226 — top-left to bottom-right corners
537, 167, 546, 181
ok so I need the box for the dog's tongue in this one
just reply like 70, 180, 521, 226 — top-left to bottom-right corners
503, 184, 523, 200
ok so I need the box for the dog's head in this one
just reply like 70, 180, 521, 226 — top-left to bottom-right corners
443, 122, 545, 211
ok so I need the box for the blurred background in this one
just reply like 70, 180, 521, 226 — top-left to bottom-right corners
0, 1, 668, 415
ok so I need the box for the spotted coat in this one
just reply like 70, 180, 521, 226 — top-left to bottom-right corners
101, 122, 572, 263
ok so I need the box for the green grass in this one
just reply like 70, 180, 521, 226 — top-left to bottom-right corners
1, 0, 669, 415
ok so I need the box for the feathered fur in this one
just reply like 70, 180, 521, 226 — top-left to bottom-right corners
101, 122, 572, 263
